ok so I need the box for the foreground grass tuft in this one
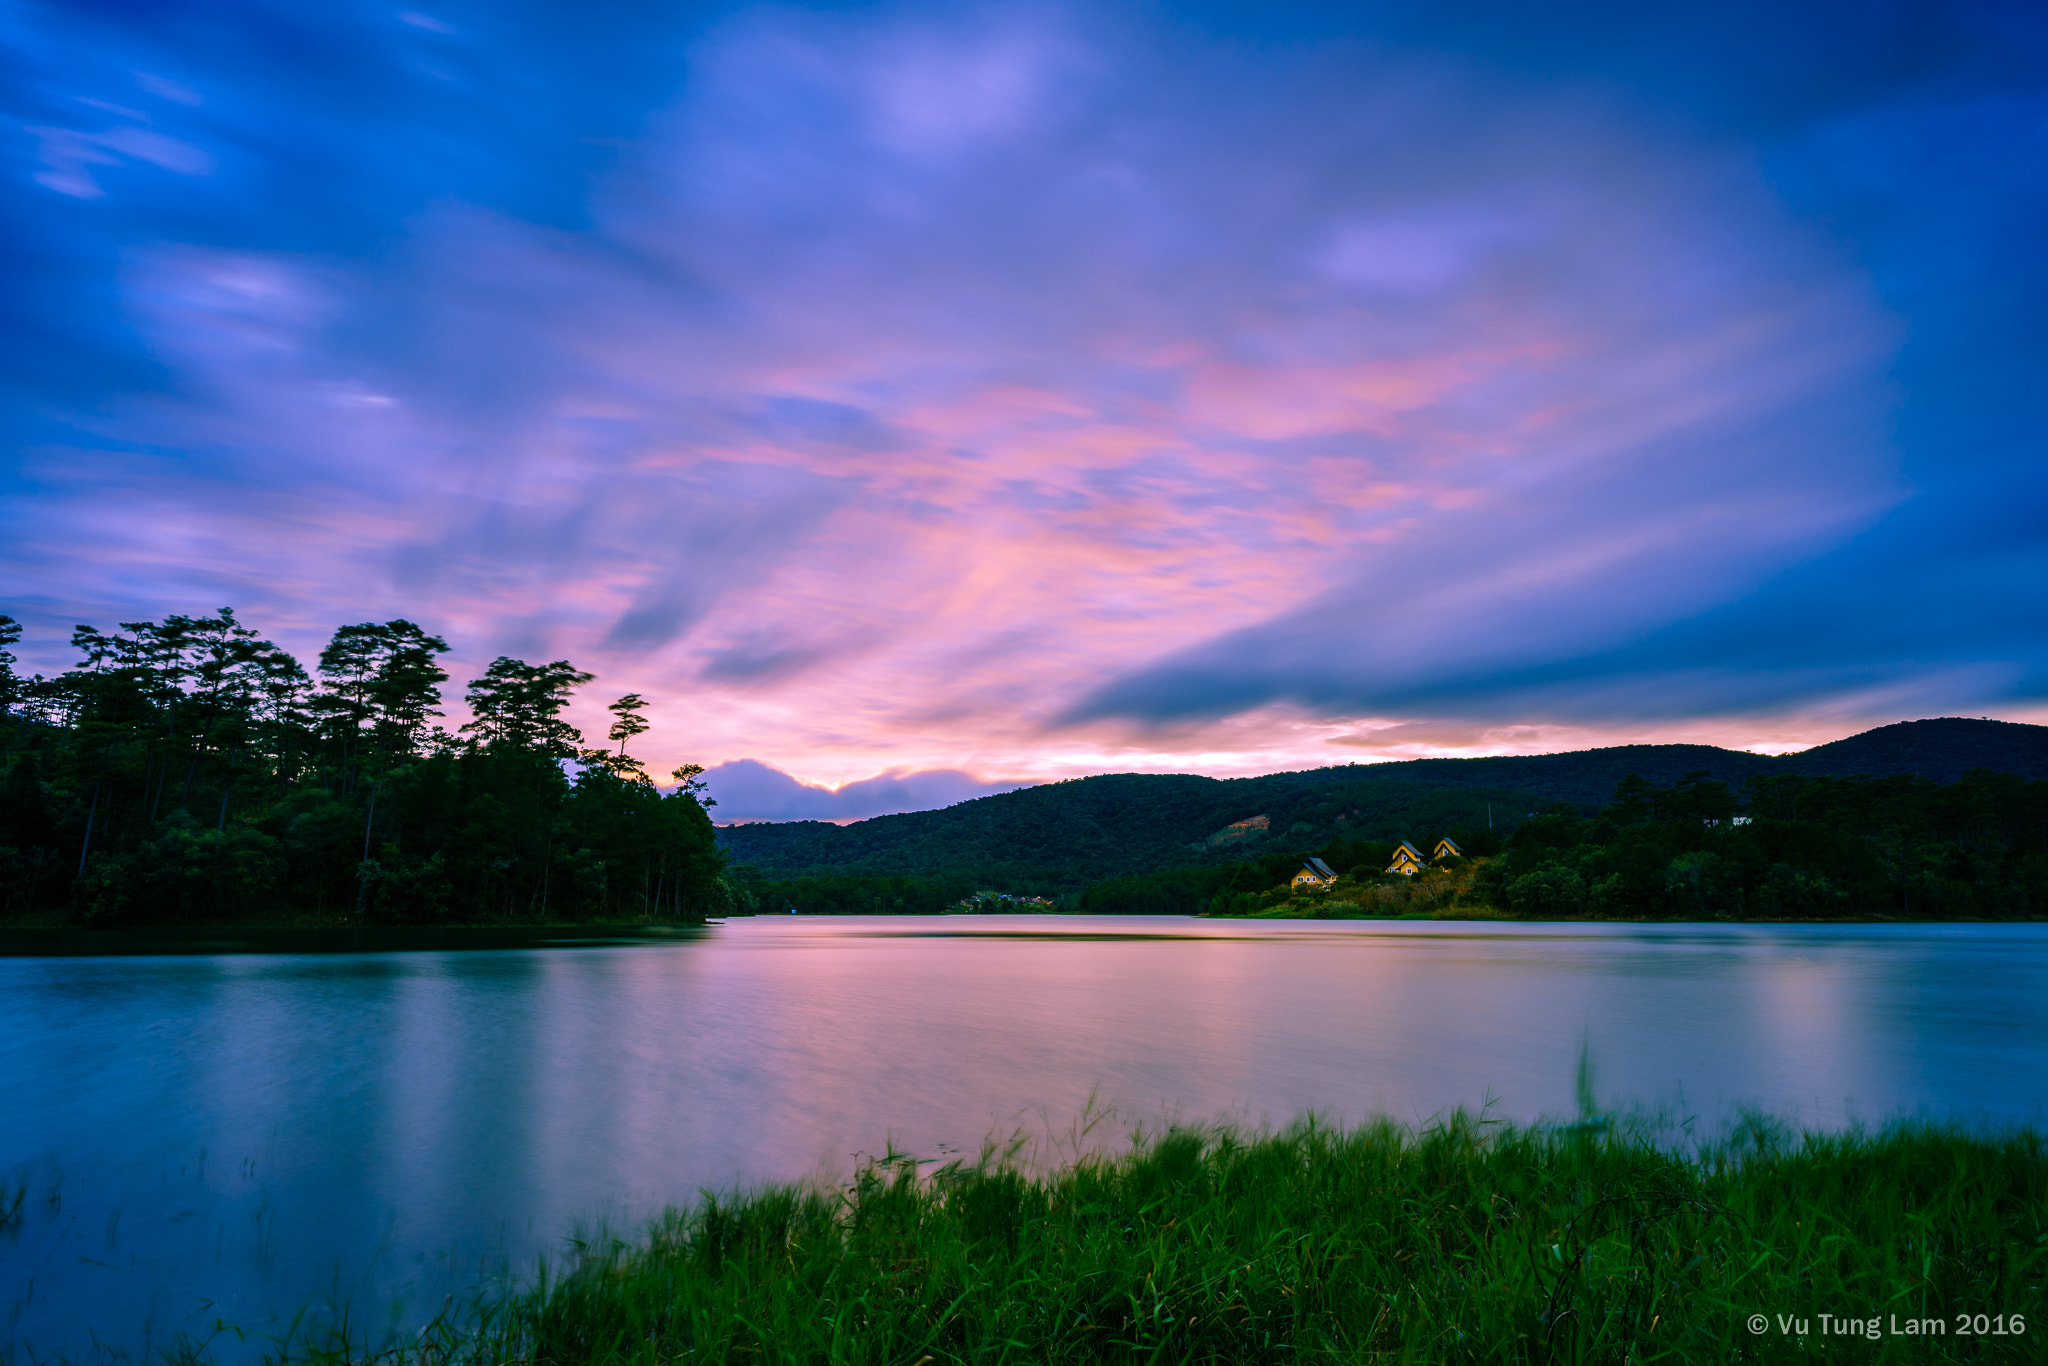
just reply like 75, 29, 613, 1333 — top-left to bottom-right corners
312, 1116, 2045, 1364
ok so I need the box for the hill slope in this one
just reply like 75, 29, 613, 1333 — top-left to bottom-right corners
716, 718, 2048, 891
1774, 718, 2048, 784
718, 773, 1552, 891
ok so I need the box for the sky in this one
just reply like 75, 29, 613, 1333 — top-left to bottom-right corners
3, 0, 2045, 822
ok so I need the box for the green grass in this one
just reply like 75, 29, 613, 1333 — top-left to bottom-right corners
301, 1113, 2045, 1365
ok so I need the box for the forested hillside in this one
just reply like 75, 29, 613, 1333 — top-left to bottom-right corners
1473, 768, 2048, 920
1780, 718, 2048, 784
717, 719, 2048, 914
718, 772, 1550, 894
1076, 768, 2048, 921
718, 719, 2047, 881
0, 611, 725, 925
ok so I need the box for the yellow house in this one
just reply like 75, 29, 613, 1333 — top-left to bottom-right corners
1433, 837, 1464, 862
1386, 842, 1426, 877
1291, 857, 1337, 889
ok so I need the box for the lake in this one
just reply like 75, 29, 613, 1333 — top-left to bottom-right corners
5, 915, 2046, 1360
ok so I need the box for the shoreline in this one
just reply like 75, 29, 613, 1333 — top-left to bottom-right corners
4, 910, 2041, 956
294, 1112, 2045, 1364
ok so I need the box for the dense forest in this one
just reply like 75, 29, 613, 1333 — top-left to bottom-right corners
1476, 768, 2048, 920
719, 772, 1550, 890
1078, 769, 2048, 920
718, 720, 2048, 919
0, 610, 727, 925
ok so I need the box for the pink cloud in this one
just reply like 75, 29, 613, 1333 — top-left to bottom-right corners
5, 9, 1920, 788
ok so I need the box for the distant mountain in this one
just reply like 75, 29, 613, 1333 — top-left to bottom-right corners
1772, 718, 2048, 785
699, 759, 1029, 822
1177, 718, 2048, 810
718, 769, 1554, 892
716, 718, 2048, 892
1267, 743, 1776, 810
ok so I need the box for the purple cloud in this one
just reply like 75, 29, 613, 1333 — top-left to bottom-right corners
2, 2, 2042, 789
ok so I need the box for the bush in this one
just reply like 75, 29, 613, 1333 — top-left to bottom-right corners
1503, 864, 1587, 918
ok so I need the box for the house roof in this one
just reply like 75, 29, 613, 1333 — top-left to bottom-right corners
1303, 857, 1335, 878
1392, 841, 1425, 859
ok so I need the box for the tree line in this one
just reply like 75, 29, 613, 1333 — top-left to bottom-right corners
1076, 826, 1505, 915
0, 610, 727, 925
1479, 769, 2047, 920
1077, 769, 2047, 919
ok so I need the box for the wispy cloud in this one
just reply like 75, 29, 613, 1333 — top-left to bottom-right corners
2, 1, 2042, 788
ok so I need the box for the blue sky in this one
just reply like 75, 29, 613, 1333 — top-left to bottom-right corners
3, 1, 2044, 815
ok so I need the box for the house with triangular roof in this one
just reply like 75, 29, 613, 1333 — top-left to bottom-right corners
1433, 837, 1464, 862
1291, 857, 1337, 889
1386, 842, 1427, 876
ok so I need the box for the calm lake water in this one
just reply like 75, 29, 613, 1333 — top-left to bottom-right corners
5, 915, 2047, 1360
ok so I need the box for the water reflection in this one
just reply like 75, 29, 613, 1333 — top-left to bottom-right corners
3, 917, 2044, 1360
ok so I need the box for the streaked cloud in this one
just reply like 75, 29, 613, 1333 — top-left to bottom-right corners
1, 1, 2043, 790
30, 121, 214, 198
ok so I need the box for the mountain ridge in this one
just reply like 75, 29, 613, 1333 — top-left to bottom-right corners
715, 718, 2048, 891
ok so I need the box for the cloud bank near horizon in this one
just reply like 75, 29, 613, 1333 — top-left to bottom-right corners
2, 1, 2044, 782
699, 760, 1030, 824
